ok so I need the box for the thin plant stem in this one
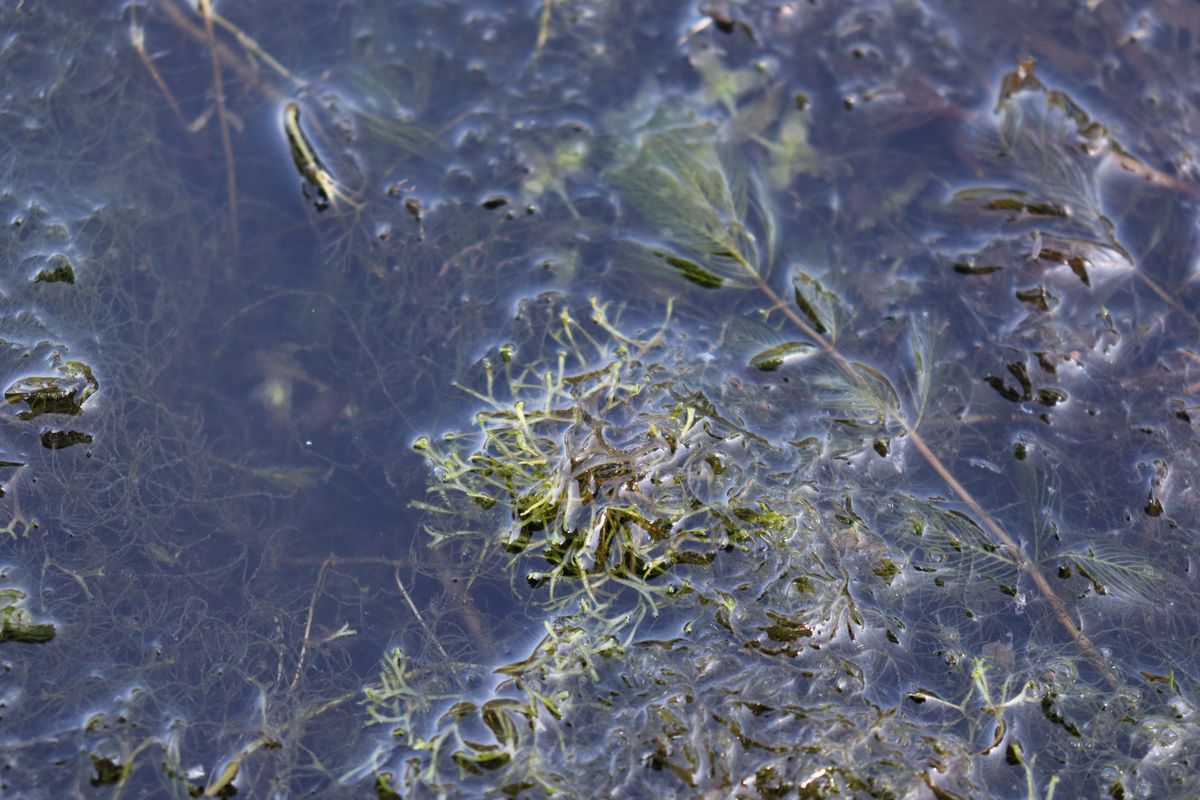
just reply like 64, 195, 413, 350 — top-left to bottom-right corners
537, 1, 554, 50
158, 0, 283, 101
394, 564, 454, 664
198, 0, 240, 247
741, 255, 1119, 688
291, 557, 330, 690
129, 4, 191, 131
209, 7, 306, 88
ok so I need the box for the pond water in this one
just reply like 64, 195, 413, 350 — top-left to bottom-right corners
1, 0, 1199, 797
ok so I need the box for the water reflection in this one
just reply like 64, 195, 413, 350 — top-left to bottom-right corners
0, 0, 1198, 797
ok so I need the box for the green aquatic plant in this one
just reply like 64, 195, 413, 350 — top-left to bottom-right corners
953, 58, 1199, 331
608, 113, 1120, 686
611, 121, 775, 290
413, 295, 808, 613
388, 287, 1171, 796
7, 0, 1200, 797
376, 34, 1200, 794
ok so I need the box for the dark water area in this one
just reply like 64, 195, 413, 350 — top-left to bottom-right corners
1, 0, 1199, 797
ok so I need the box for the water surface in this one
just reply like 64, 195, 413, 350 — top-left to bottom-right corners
1, 1, 1198, 797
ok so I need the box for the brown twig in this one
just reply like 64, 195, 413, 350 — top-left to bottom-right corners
208, 7, 306, 88
290, 556, 330, 690
157, 0, 277, 99
1135, 270, 1200, 334
536, 0, 554, 50
129, 4, 191, 131
394, 564, 454, 663
276, 554, 409, 569
198, 0, 240, 247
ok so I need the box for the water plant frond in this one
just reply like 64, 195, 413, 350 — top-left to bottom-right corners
790, 269, 846, 342
721, 315, 818, 372
612, 124, 774, 287
1057, 545, 1160, 603
890, 497, 1021, 591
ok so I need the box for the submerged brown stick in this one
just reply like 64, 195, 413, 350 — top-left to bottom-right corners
208, 6, 305, 87
157, 0, 282, 100
197, 0, 240, 247
130, 5, 191, 131
291, 557, 330, 690
394, 564, 454, 664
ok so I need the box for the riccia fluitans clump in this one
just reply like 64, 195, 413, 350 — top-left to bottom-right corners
412, 294, 812, 608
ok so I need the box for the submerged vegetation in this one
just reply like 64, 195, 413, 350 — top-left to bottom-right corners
384, 8, 1200, 798
2, 0, 1199, 797
382, 78, 1186, 797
